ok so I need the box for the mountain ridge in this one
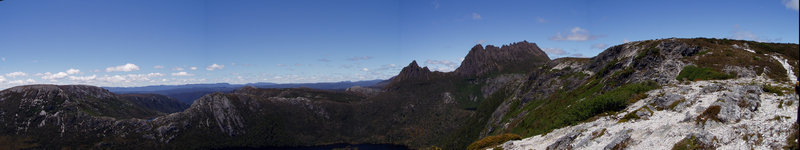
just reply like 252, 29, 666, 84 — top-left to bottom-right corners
1, 38, 797, 149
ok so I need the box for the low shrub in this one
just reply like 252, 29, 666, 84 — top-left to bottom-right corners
672, 135, 715, 150
695, 105, 722, 124
762, 84, 789, 96
676, 65, 734, 81
466, 133, 521, 150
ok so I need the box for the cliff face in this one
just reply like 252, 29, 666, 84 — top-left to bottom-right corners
455, 41, 550, 76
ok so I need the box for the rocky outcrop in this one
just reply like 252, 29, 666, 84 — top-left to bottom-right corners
456, 41, 550, 77
392, 60, 433, 83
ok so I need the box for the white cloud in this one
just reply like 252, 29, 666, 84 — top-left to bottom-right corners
592, 43, 608, 49
126, 74, 153, 81
361, 68, 369, 72
25, 79, 35, 83
784, 0, 799, 11
173, 67, 184, 71
153, 65, 164, 69
476, 40, 486, 44
318, 58, 331, 62
472, 12, 482, 20
347, 56, 373, 61
542, 48, 567, 55
550, 27, 600, 41
5, 72, 27, 78
147, 73, 164, 77
69, 75, 97, 82
206, 64, 225, 71
41, 72, 69, 80
537, 17, 548, 23
171, 72, 194, 76
425, 59, 459, 72
105, 63, 140, 72
623, 38, 631, 43
0, 76, 5, 83
729, 25, 779, 42
190, 66, 198, 70
66, 68, 80, 74
98, 75, 127, 83
8, 80, 25, 85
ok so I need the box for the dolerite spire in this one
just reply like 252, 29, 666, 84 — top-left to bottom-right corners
392, 60, 432, 83
455, 41, 550, 76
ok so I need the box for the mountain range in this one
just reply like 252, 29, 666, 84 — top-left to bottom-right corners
0, 38, 797, 149
103, 79, 386, 104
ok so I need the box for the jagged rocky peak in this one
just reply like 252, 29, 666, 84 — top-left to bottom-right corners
456, 41, 551, 76
392, 60, 433, 82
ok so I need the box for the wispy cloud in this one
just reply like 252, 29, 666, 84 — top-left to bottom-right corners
41, 72, 68, 80
591, 43, 608, 49
537, 17, 548, 23
784, 0, 799, 11
173, 67, 184, 71
5, 72, 27, 78
318, 58, 331, 62
550, 27, 601, 41
729, 25, 780, 42
472, 12, 482, 20
570, 53, 586, 57
347, 56, 373, 61
153, 65, 164, 69
375, 64, 399, 71
206, 64, 225, 71
190, 66, 198, 70
542, 48, 567, 56
69, 75, 97, 82
106, 63, 140, 72
432, 0, 440, 9
425, 59, 459, 72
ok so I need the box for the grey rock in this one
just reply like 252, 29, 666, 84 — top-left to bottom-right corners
702, 83, 723, 93
654, 94, 685, 109
603, 130, 632, 150
710, 85, 761, 123
547, 132, 580, 150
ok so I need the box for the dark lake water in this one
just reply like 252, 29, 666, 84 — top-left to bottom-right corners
223, 144, 409, 150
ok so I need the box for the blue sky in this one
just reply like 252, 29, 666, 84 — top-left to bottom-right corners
0, 0, 798, 89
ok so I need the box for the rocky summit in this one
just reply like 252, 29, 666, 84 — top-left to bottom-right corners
0, 38, 798, 149
456, 41, 550, 77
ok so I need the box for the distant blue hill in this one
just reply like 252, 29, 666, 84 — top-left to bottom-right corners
103, 79, 386, 104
